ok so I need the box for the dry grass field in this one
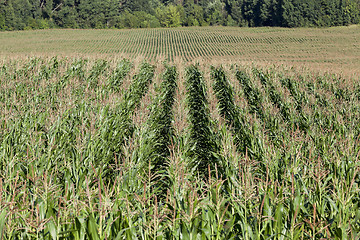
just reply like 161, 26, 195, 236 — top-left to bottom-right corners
1, 25, 359, 75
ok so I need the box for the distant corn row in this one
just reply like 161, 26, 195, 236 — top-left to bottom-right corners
0, 58, 359, 239
88, 28, 334, 61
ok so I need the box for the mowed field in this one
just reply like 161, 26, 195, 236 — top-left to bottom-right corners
0, 25, 360, 75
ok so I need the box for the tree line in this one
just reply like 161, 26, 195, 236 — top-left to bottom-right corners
1, 0, 359, 30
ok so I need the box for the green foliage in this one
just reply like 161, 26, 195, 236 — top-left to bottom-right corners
205, 0, 225, 25
185, 64, 225, 179
87, 60, 109, 89
137, 65, 178, 197
116, 10, 161, 28
106, 59, 132, 92
1, 58, 360, 239
183, 2, 206, 26
90, 61, 154, 181
2, 0, 359, 30
255, 68, 292, 123
280, 76, 310, 131
236, 69, 265, 119
212, 66, 264, 162
156, 4, 182, 27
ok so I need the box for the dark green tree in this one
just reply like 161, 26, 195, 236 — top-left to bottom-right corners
1, 0, 360, 30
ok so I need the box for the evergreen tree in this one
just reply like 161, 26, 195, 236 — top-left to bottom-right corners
0, 0, 359, 30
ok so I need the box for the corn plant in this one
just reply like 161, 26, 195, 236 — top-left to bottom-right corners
185, 64, 225, 180
280, 77, 310, 131
1, 59, 360, 239
92, 62, 154, 179
86, 60, 108, 89
236, 69, 264, 119
280, 77, 308, 112
137, 65, 178, 197
211, 66, 264, 163
256, 68, 292, 123
106, 58, 132, 93
236, 68, 284, 147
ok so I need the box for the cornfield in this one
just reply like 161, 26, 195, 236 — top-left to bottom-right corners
0, 26, 360, 75
0, 57, 359, 239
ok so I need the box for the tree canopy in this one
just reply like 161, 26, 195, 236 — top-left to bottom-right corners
0, 0, 359, 30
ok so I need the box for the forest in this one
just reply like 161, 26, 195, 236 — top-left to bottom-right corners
0, 0, 360, 31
